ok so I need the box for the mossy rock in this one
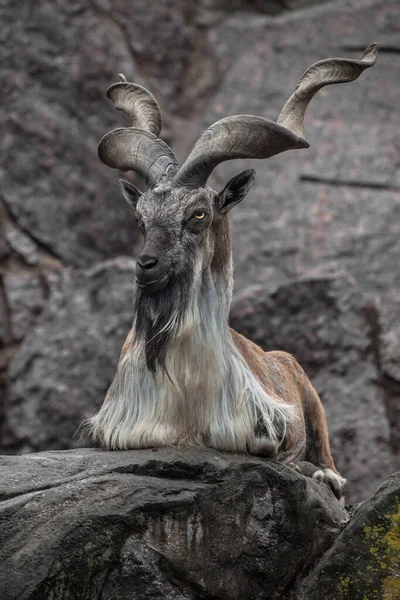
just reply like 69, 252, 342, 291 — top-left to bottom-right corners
295, 471, 400, 599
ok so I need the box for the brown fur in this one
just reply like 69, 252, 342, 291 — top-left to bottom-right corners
117, 321, 337, 473
230, 329, 336, 472
211, 214, 232, 274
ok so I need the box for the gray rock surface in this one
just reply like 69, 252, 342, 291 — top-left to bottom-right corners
1, 0, 140, 268
1, 258, 135, 453
3, 271, 46, 342
1, 447, 398, 600
0, 448, 348, 600
295, 470, 400, 600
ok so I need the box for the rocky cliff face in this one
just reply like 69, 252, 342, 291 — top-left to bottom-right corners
1, 0, 399, 505
0, 449, 398, 600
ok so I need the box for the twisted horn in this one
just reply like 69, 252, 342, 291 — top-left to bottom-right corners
98, 74, 179, 187
172, 44, 378, 189
277, 43, 378, 137
106, 74, 162, 135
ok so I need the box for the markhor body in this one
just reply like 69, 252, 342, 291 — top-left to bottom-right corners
87, 44, 378, 501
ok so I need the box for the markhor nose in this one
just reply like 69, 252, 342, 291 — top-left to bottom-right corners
137, 255, 158, 270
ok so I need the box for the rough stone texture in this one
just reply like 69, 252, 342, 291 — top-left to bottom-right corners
1, 0, 139, 269
3, 271, 46, 342
0, 448, 349, 600
380, 315, 400, 463
0, 0, 222, 269
0, 278, 11, 349
230, 275, 398, 504
1, 448, 399, 600
195, 0, 330, 26
1, 258, 136, 453
295, 470, 400, 600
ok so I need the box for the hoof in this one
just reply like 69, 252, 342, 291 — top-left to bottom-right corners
312, 468, 346, 502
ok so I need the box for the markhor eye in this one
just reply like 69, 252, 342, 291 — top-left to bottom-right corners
193, 211, 206, 220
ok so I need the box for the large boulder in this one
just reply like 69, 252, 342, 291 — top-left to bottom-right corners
0, 447, 398, 600
0, 448, 348, 600
296, 470, 400, 599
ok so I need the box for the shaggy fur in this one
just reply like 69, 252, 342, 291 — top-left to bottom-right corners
89, 263, 299, 459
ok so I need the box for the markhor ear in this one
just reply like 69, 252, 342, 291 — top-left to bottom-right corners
217, 169, 256, 215
119, 179, 142, 210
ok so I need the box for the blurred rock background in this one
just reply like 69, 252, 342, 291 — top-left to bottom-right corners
0, 0, 399, 503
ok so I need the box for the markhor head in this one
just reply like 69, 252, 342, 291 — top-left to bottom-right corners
98, 45, 377, 306
119, 171, 255, 296
99, 45, 377, 301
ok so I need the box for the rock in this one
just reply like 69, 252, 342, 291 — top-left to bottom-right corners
89, 0, 219, 116
0, 235, 11, 263
295, 470, 400, 600
2, 258, 136, 453
1, 261, 62, 346
0, 447, 348, 600
204, 0, 400, 294
4, 224, 40, 266
3, 271, 46, 342
0, 0, 222, 269
1, 0, 140, 268
0, 279, 14, 430
0, 278, 12, 348
195, 0, 327, 26
230, 275, 398, 504
380, 317, 400, 462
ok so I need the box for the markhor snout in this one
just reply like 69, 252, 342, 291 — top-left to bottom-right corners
135, 254, 171, 294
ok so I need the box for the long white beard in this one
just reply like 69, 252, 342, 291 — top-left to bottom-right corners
88, 272, 297, 453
